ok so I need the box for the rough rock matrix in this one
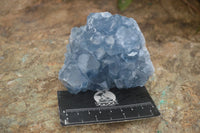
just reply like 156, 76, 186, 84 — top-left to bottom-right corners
59, 12, 154, 94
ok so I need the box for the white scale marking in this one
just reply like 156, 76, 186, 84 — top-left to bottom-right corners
62, 103, 155, 124
150, 109, 153, 115
95, 115, 98, 121
123, 113, 126, 118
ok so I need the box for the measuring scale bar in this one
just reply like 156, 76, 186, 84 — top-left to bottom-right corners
57, 86, 160, 126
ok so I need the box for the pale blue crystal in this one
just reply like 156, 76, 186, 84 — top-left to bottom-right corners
59, 12, 154, 94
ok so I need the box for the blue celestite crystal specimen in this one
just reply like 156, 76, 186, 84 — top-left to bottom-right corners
59, 12, 154, 94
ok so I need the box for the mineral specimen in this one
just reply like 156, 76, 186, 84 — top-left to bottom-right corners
59, 12, 154, 94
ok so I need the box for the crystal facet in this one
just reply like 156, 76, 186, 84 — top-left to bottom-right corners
59, 12, 154, 94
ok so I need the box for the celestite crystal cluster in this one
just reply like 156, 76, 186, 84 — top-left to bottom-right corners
59, 12, 154, 94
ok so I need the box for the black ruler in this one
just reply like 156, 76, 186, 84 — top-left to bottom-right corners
57, 86, 160, 126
